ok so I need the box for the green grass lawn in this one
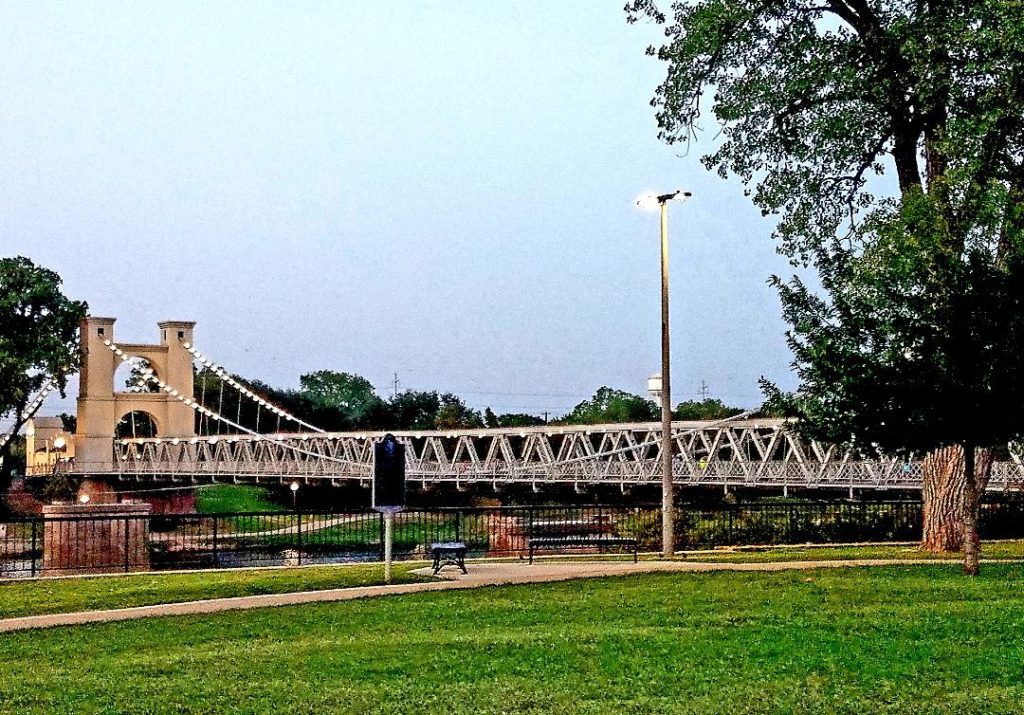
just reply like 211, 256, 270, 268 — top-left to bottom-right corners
680, 540, 1024, 563
194, 484, 284, 514
4, 541, 1023, 621
0, 563, 427, 619
2, 565, 1024, 714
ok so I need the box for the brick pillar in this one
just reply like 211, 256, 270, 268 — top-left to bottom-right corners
42, 502, 152, 576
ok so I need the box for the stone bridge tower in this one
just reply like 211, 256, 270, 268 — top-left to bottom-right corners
74, 317, 197, 473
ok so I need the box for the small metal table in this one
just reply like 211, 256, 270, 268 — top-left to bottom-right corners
430, 541, 468, 575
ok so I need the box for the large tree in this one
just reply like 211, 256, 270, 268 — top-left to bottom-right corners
674, 398, 744, 420
561, 387, 659, 425
0, 257, 87, 494
298, 370, 382, 426
628, 0, 1024, 573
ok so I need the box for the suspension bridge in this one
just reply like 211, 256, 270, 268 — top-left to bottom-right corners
12, 317, 1024, 493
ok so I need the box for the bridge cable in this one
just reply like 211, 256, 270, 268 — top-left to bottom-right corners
102, 340, 361, 469
0, 379, 56, 452
182, 341, 326, 434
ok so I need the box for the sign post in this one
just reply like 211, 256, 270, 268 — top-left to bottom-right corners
383, 510, 394, 583
373, 434, 406, 584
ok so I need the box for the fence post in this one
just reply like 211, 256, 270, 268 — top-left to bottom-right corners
124, 517, 131, 573
455, 509, 462, 542
297, 511, 303, 566
30, 517, 38, 577
379, 512, 386, 562
212, 516, 219, 568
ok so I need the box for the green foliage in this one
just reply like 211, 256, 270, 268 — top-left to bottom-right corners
560, 386, 658, 425
40, 470, 77, 504
494, 412, 545, 427
57, 413, 76, 433
115, 411, 158, 439
628, 0, 1024, 259
484, 407, 543, 428
383, 389, 443, 430
298, 370, 382, 425
631, 1, 1024, 457
674, 398, 744, 421
0, 435, 26, 482
765, 192, 1024, 454
191, 369, 347, 434
0, 257, 86, 471
433, 393, 484, 430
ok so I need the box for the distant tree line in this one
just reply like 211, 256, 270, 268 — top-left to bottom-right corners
190, 370, 750, 435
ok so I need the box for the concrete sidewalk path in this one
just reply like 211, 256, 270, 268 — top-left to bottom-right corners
0, 558, 953, 633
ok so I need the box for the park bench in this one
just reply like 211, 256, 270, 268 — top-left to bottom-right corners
430, 541, 468, 575
527, 534, 639, 564
525, 516, 637, 564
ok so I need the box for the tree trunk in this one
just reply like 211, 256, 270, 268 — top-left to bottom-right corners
921, 444, 993, 572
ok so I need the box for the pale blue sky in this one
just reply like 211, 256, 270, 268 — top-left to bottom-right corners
2, 1, 798, 418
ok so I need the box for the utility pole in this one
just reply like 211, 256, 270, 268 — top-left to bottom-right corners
698, 380, 710, 400
391, 372, 401, 399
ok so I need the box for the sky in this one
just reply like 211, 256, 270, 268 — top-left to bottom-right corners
1, 1, 800, 420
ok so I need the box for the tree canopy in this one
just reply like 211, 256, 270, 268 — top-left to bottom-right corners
560, 387, 659, 425
0, 256, 86, 480
630, 0, 1024, 568
298, 370, 382, 428
674, 398, 745, 421
629, 0, 1024, 456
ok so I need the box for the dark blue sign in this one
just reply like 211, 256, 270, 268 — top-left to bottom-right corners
373, 434, 406, 511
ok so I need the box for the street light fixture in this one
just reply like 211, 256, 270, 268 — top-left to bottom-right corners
290, 481, 299, 509
637, 188, 692, 557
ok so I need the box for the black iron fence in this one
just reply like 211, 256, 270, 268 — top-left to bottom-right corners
3, 498, 1024, 578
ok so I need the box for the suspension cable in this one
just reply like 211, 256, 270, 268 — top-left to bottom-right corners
103, 339, 358, 467
182, 341, 325, 433
0, 379, 56, 451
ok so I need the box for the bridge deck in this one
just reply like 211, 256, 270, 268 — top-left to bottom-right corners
61, 420, 1024, 492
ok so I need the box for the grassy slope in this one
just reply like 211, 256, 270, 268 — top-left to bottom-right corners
3, 565, 1024, 714
0, 563, 427, 619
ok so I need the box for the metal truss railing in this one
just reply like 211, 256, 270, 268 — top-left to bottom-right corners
101, 419, 1024, 492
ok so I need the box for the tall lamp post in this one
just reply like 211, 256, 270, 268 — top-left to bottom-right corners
638, 189, 692, 557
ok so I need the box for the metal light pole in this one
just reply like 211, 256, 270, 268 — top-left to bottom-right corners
638, 189, 692, 557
